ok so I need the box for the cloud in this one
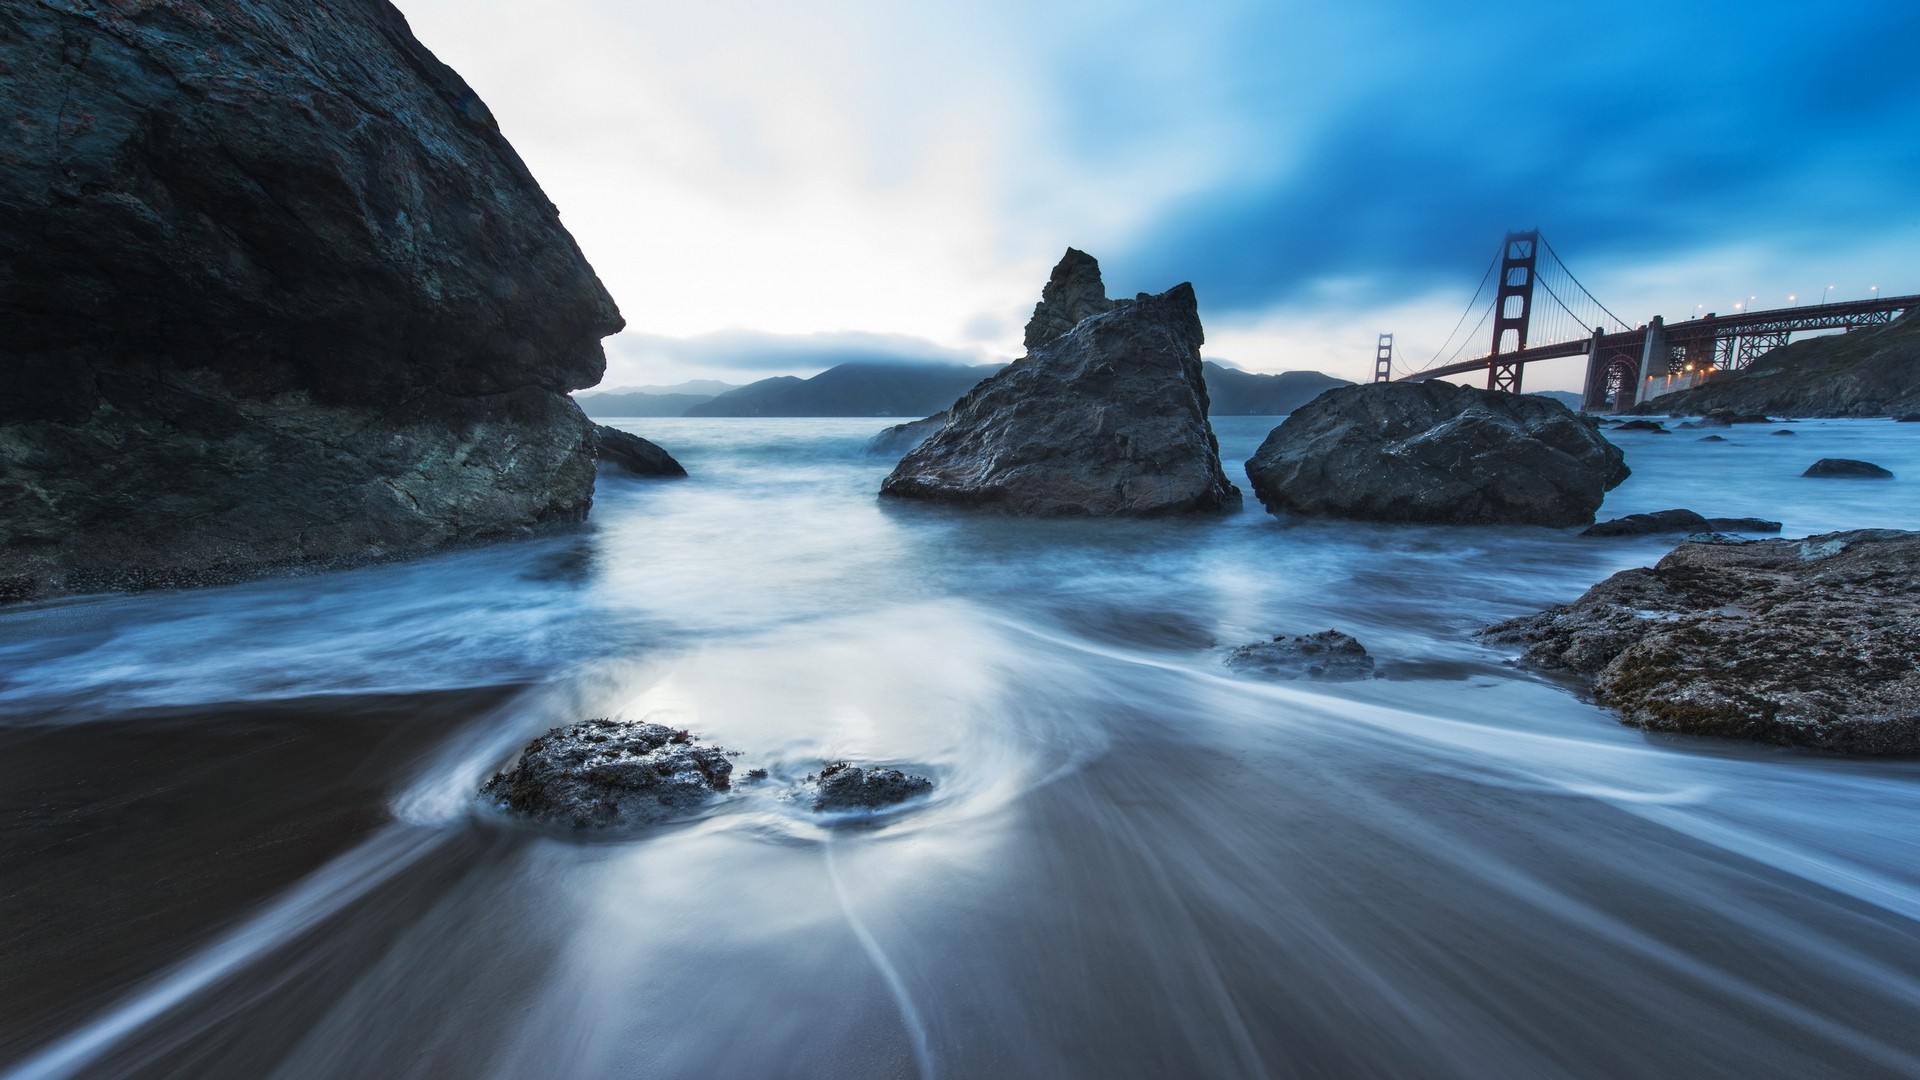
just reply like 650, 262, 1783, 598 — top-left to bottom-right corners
1103, 0, 1920, 316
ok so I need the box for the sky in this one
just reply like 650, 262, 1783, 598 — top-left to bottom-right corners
398, 0, 1920, 393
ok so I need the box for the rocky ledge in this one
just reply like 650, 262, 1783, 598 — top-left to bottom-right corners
1244, 382, 1628, 526
1481, 530, 1920, 753
1, 0, 623, 602
880, 251, 1238, 516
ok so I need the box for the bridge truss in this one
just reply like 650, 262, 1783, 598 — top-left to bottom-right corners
1387, 230, 1913, 411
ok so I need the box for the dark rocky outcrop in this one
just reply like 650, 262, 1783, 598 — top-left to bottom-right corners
880, 254, 1238, 516
482, 719, 736, 830
1482, 531, 1920, 754
594, 425, 686, 478
1699, 435, 1727, 442
1023, 248, 1118, 350
1614, 419, 1667, 432
806, 763, 935, 812
1635, 310, 1920, 418
1243, 382, 1627, 527
1771, 429, 1796, 436
1804, 459, 1894, 479
1224, 630, 1377, 681
0, 0, 622, 603
1897, 414, 1920, 423
1582, 510, 1781, 537
865, 412, 948, 456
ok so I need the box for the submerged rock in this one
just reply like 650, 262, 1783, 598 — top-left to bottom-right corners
1582, 510, 1781, 537
865, 412, 948, 457
483, 719, 734, 830
1698, 435, 1728, 442
880, 253, 1238, 516
1804, 459, 1894, 479
1482, 530, 1920, 753
1243, 382, 1627, 527
0, 0, 622, 604
1224, 630, 1377, 681
808, 763, 934, 812
594, 425, 687, 477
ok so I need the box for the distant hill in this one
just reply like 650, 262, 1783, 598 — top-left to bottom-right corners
1633, 310, 1920, 417
1202, 363, 1351, 414
1529, 390, 1585, 411
683, 362, 1003, 417
575, 391, 718, 417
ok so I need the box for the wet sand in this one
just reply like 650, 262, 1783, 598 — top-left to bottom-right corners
0, 686, 523, 1062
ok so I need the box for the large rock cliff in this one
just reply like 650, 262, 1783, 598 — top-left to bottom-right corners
0, 0, 623, 601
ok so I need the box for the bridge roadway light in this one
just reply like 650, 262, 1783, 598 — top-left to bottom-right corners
1824, 284, 1836, 304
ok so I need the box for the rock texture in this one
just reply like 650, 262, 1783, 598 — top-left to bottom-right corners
1582, 510, 1780, 537
483, 719, 735, 830
1482, 531, 1920, 754
594, 425, 686, 478
1804, 459, 1894, 479
880, 256, 1239, 516
806, 763, 935, 812
1224, 630, 1377, 681
1023, 248, 1118, 350
0, 0, 622, 602
1244, 382, 1628, 527
1635, 310, 1920, 418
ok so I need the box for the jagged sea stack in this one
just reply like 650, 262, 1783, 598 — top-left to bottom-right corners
879, 253, 1238, 516
1244, 382, 1627, 527
0, 0, 623, 602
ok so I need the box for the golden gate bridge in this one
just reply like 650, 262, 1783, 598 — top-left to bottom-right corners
1378, 230, 1915, 411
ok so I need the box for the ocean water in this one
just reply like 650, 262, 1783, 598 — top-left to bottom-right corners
4, 415, 1920, 1079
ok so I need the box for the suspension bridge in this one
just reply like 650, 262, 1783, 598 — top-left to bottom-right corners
1379, 230, 1915, 411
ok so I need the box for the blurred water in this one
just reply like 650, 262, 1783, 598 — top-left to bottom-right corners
4, 415, 1920, 1079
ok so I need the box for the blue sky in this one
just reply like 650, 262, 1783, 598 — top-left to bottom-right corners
399, 0, 1920, 391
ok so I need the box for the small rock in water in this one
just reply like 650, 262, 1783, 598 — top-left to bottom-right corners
482, 719, 734, 830
1803, 458, 1894, 479
1698, 435, 1727, 442
1771, 429, 1796, 436
1224, 630, 1377, 681
595, 424, 687, 477
1582, 510, 1780, 537
1613, 419, 1665, 432
808, 763, 934, 812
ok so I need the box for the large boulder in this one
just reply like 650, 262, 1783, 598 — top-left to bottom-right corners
0, 0, 623, 602
1482, 530, 1920, 754
1244, 382, 1628, 527
879, 256, 1239, 516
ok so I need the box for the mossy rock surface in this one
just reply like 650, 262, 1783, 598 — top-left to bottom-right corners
1482, 530, 1920, 754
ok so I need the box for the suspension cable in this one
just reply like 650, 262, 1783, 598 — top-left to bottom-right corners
1538, 234, 1631, 332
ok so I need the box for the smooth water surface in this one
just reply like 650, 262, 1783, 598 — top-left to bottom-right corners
4, 416, 1920, 1079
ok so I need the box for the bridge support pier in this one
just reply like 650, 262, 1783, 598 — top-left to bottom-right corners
1635, 316, 1666, 408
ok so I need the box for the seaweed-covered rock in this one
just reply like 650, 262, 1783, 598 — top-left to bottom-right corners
1224, 630, 1377, 681
1481, 530, 1920, 753
880, 254, 1238, 516
1804, 459, 1894, 479
594, 425, 687, 477
483, 719, 734, 830
1244, 382, 1627, 527
808, 763, 934, 812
